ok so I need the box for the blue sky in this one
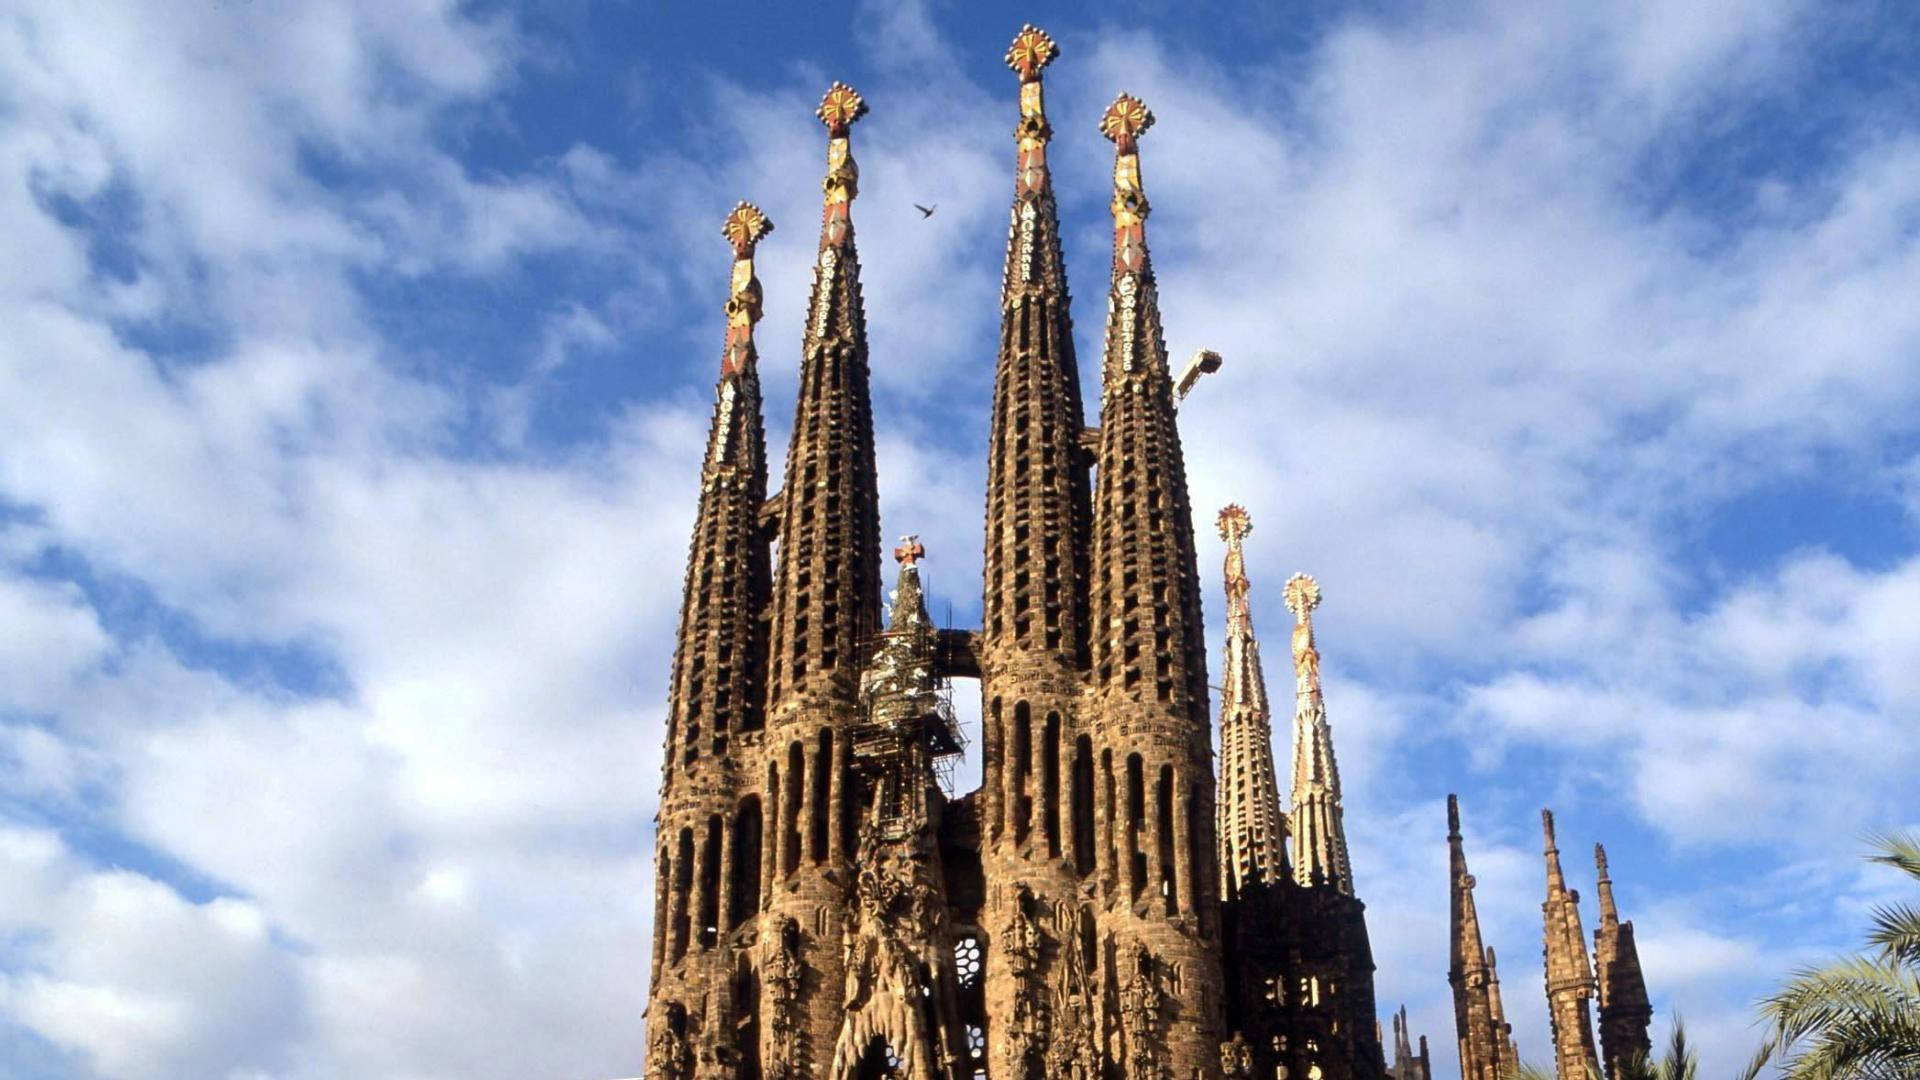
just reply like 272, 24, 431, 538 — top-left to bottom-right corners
2, 1, 1918, 1077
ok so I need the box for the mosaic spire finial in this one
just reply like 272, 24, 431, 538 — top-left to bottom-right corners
1006, 25, 1059, 199
816, 82, 868, 250
1102, 93, 1155, 278
720, 202, 772, 378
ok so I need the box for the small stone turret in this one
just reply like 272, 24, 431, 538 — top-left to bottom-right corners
1541, 810, 1601, 1080
1593, 844, 1653, 1080
1448, 795, 1513, 1080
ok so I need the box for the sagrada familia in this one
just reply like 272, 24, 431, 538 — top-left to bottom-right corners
643, 25, 1655, 1080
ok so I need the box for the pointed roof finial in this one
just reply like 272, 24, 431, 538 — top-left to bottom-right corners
1217, 503, 1252, 543
1285, 572, 1324, 695
1005, 24, 1058, 81
1448, 793, 1462, 838
1101, 93, 1155, 279
893, 534, 925, 566
719, 202, 773, 378
815, 82, 868, 250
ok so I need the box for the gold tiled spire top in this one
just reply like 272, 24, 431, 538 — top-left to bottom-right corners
719, 202, 771, 379
1006, 25, 1058, 197
1101, 93, 1155, 278
816, 81, 867, 250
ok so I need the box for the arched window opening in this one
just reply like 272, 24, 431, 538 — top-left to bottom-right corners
1042, 712, 1061, 858
783, 742, 805, 876
1157, 764, 1178, 915
1126, 753, 1146, 899
671, 827, 695, 960
811, 730, 833, 863
1012, 703, 1032, 843
698, 814, 723, 946
1071, 734, 1095, 876
729, 796, 763, 929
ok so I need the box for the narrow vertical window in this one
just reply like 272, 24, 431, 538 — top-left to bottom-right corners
730, 796, 763, 929
1012, 703, 1032, 843
783, 742, 804, 875
1157, 764, 1178, 914
1072, 734, 1095, 876
1043, 712, 1062, 858
699, 814, 723, 946
811, 730, 832, 863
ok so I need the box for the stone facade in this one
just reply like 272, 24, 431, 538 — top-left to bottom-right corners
638, 24, 1520, 1080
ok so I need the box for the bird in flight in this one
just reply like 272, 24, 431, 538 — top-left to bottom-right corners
914, 203, 936, 218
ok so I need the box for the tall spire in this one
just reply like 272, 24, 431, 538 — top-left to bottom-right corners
1593, 844, 1653, 1080
1086, 89, 1224, 1075
1286, 573, 1352, 894
981, 23, 1090, 684
766, 82, 882, 710
1542, 810, 1601, 1080
662, 203, 774, 776
1215, 505, 1288, 898
647, 201, 776, 1069
1448, 795, 1509, 1080
976, 28, 1103, 1079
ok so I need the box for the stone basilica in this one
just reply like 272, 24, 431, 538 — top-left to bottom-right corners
643, 26, 1653, 1080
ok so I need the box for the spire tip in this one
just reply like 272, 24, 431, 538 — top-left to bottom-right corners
1283, 572, 1322, 617
1099, 92, 1155, 147
1006, 24, 1059, 80
817, 81, 869, 134
1447, 793, 1461, 835
1217, 503, 1252, 543
722, 201, 773, 255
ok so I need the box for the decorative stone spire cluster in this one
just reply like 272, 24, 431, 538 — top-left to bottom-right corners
1448, 795, 1516, 1080
1287, 573, 1353, 894
1215, 506, 1288, 898
1542, 810, 1602, 1080
1594, 844, 1653, 1080
1389, 1005, 1435, 1080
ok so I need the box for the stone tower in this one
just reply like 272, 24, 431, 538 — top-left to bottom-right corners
1593, 845, 1652, 1080
643, 26, 1413, 1080
978, 26, 1101, 1080
1541, 810, 1601, 1080
1085, 83, 1227, 1079
647, 200, 775, 1080
1212, 528, 1387, 1080
1447, 795, 1515, 1080
1277, 574, 1385, 1080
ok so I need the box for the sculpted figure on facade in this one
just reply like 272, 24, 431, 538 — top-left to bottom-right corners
648, 1000, 695, 1080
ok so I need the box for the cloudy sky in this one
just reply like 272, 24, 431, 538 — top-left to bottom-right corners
2, 0, 1918, 1076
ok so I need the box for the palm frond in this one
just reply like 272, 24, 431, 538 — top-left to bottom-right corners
1764, 957, 1920, 1045
1735, 1035, 1777, 1080
1503, 1060, 1559, 1080
1659, 1016, 1699, 1080
1863, 830, 1920, 882
1864, 901, 1920, 965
